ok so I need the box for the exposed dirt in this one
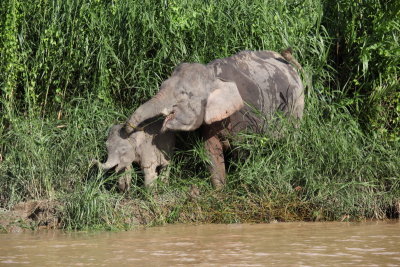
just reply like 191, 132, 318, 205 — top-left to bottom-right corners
0, 200, 60, 232
0, 190, 189, 232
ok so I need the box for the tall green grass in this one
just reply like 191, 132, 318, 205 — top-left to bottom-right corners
228, 98, 400, 220
0, 0, 399, 229
322, 0, 400, 139
1, 0, 325, 116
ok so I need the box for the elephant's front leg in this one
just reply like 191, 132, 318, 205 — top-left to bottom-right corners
202, 127, 226, 189
142, 164, 158, 187
116, 165, 132, 193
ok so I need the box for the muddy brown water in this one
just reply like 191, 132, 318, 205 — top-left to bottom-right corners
0, 221, 399, 266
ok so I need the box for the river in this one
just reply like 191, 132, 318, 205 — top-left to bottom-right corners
0, 221, 399, 266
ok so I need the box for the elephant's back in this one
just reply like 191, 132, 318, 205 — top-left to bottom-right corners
208, 50, 304, 133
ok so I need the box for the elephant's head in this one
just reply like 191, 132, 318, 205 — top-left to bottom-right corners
124, 63, 244, 134
96, 124, 140, 171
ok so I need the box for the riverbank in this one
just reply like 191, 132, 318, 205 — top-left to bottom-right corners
1, 195, 399, 233
1, 159, 399, 233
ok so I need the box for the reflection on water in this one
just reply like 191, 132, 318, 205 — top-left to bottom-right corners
0, 221, 399, 266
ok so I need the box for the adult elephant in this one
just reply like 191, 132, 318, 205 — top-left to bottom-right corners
124, 49, 304, 188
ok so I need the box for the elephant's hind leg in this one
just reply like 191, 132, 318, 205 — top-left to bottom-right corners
203, 131, 226, 189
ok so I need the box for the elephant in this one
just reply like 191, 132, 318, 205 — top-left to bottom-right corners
124, 49, 304, 188
94, 120, 175, 191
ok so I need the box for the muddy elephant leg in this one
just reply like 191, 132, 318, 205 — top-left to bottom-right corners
143, 165, 158, 187
116, 166, 132, 193
202, 127, 226, 189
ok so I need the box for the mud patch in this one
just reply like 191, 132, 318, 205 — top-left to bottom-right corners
0, 190, 189, 232
0, 200, 60, 232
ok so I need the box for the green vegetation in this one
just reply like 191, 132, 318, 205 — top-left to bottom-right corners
0, 0, 399, 230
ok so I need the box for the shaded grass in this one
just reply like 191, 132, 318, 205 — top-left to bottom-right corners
227, 99, 400, 220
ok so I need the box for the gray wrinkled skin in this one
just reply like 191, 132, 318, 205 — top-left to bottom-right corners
209, 50, 304, 133
125, 50, 304, 188
95, 120, 175, 191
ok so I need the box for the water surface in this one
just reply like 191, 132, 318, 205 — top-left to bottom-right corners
1, 221, 399, 266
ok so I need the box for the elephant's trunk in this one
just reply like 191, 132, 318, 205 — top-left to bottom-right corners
92, 159, 117, 171
125, 89, 172, 134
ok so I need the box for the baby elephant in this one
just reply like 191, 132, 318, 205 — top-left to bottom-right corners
94, 120, 175, 192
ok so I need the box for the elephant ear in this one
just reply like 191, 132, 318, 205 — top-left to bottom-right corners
204, 79, 244, 124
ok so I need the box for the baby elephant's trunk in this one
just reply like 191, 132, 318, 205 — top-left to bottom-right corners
92, 159, 116, 171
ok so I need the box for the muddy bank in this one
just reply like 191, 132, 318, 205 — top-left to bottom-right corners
0, 189, 195, 232
1, 188, 399, 232
0, 200, 59, 232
